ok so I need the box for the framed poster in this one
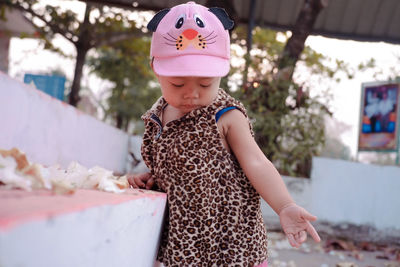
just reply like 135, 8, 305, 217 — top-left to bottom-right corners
358, 81, 399, 151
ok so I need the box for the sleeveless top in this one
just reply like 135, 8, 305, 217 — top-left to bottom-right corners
141, 89, 268, 267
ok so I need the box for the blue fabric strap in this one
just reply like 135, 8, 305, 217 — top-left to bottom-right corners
215, 106, 237, 122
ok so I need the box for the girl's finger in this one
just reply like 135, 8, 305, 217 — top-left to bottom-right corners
306, 221, 321, 242
127, 175, 137, 188
287, 233, 300, 248
301, 209, 317, 222
295, 230, 307, 244
134, 176, 146, 188
146, 177, 155, 189
141, 172, 152, 182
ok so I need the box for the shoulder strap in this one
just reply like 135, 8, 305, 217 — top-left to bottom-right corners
215, 106, 237, 122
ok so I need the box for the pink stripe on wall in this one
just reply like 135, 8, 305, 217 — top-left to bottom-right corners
0, 188, 166, 231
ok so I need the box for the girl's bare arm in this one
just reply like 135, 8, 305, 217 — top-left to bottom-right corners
218, 109, 320, 246
218, 109, 294, 213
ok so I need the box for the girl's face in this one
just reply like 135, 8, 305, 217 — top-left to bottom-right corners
156, 75, 221, 114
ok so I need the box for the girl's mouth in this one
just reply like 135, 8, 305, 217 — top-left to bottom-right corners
181, 104, 199, 110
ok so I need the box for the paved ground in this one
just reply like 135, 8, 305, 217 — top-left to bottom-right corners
268, 231, 400, 267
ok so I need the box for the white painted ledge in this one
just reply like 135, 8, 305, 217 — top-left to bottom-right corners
0, 188, 167, 267
0, 72, 128, 173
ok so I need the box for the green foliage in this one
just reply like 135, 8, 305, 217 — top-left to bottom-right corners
4, 0, 148, 106
88, 37, 160, 132
0, 5, 6, 20
230, 26, 343, 177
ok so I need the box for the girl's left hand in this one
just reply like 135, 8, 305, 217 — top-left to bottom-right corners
278, 203, 321, 248
127, 172, 154, 190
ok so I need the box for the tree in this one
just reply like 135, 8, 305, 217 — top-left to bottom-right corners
216, 0, 377, 177
201, 0, 332, 176
2, 0, 146, 106
276, 0, 329, 79
228, 25, 365, 177
88, 37, 160, 131
215, 0, 327, 177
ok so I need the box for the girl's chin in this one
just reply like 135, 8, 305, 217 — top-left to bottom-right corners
180, 105, 201, 112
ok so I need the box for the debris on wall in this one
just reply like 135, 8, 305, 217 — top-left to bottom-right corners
0, 147, 129, 194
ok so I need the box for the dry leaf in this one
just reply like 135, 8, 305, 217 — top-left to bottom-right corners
0, 147, 29, 170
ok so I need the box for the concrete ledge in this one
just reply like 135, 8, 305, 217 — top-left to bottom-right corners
261, 159, 400, 245
0, 72, 128, 172
311, 157, 400, 230
0, 188, 167, 267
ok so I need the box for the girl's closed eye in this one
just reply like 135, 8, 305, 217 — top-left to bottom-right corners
200, 83, 211, 88
171, 82, 184, 87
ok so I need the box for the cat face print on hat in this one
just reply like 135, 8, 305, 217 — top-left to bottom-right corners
147, 1, 234, 77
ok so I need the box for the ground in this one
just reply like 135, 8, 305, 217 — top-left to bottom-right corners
268, 231, 400, 267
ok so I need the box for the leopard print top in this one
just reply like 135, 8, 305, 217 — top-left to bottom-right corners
141, 89, 268, 267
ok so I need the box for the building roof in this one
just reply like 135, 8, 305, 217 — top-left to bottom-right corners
85, 0, 400, 45
0, 8, 36, 36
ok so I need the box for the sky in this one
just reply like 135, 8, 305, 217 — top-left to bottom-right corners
7, 2, 400, 158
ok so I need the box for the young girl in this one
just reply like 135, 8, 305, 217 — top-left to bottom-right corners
128, 2, 320, 266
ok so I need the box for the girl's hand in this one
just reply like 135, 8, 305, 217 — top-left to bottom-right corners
278, 203, 321, 248
127, 172, 154, 190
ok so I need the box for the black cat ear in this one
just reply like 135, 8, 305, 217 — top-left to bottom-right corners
208, 7, 234, 30
147, 8, 171, 32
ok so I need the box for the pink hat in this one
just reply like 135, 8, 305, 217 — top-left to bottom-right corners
147, 1, 234, 77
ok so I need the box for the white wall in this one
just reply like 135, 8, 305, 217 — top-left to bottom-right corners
262, 157, 400, 234
0, 72, 128, 172
0, 74, 167, 267
310, 157, 400, 230
0, 189, 166, 267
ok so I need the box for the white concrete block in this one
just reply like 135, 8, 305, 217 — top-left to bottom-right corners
311, 157, 400, 230
0, 72, 128, 172
0, 189, 167, 267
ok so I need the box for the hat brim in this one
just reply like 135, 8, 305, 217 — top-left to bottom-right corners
153, 54, 230, 77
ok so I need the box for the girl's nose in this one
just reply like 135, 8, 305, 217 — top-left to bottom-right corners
183, 87, 199, 99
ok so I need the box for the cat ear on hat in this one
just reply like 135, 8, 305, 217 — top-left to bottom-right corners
208, 7, 234, 30
147, 8, 170, 32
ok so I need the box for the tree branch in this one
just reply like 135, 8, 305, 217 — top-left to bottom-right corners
276, 0, 328, 80
4, 2, 75, 43
93, 30, 148, 47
